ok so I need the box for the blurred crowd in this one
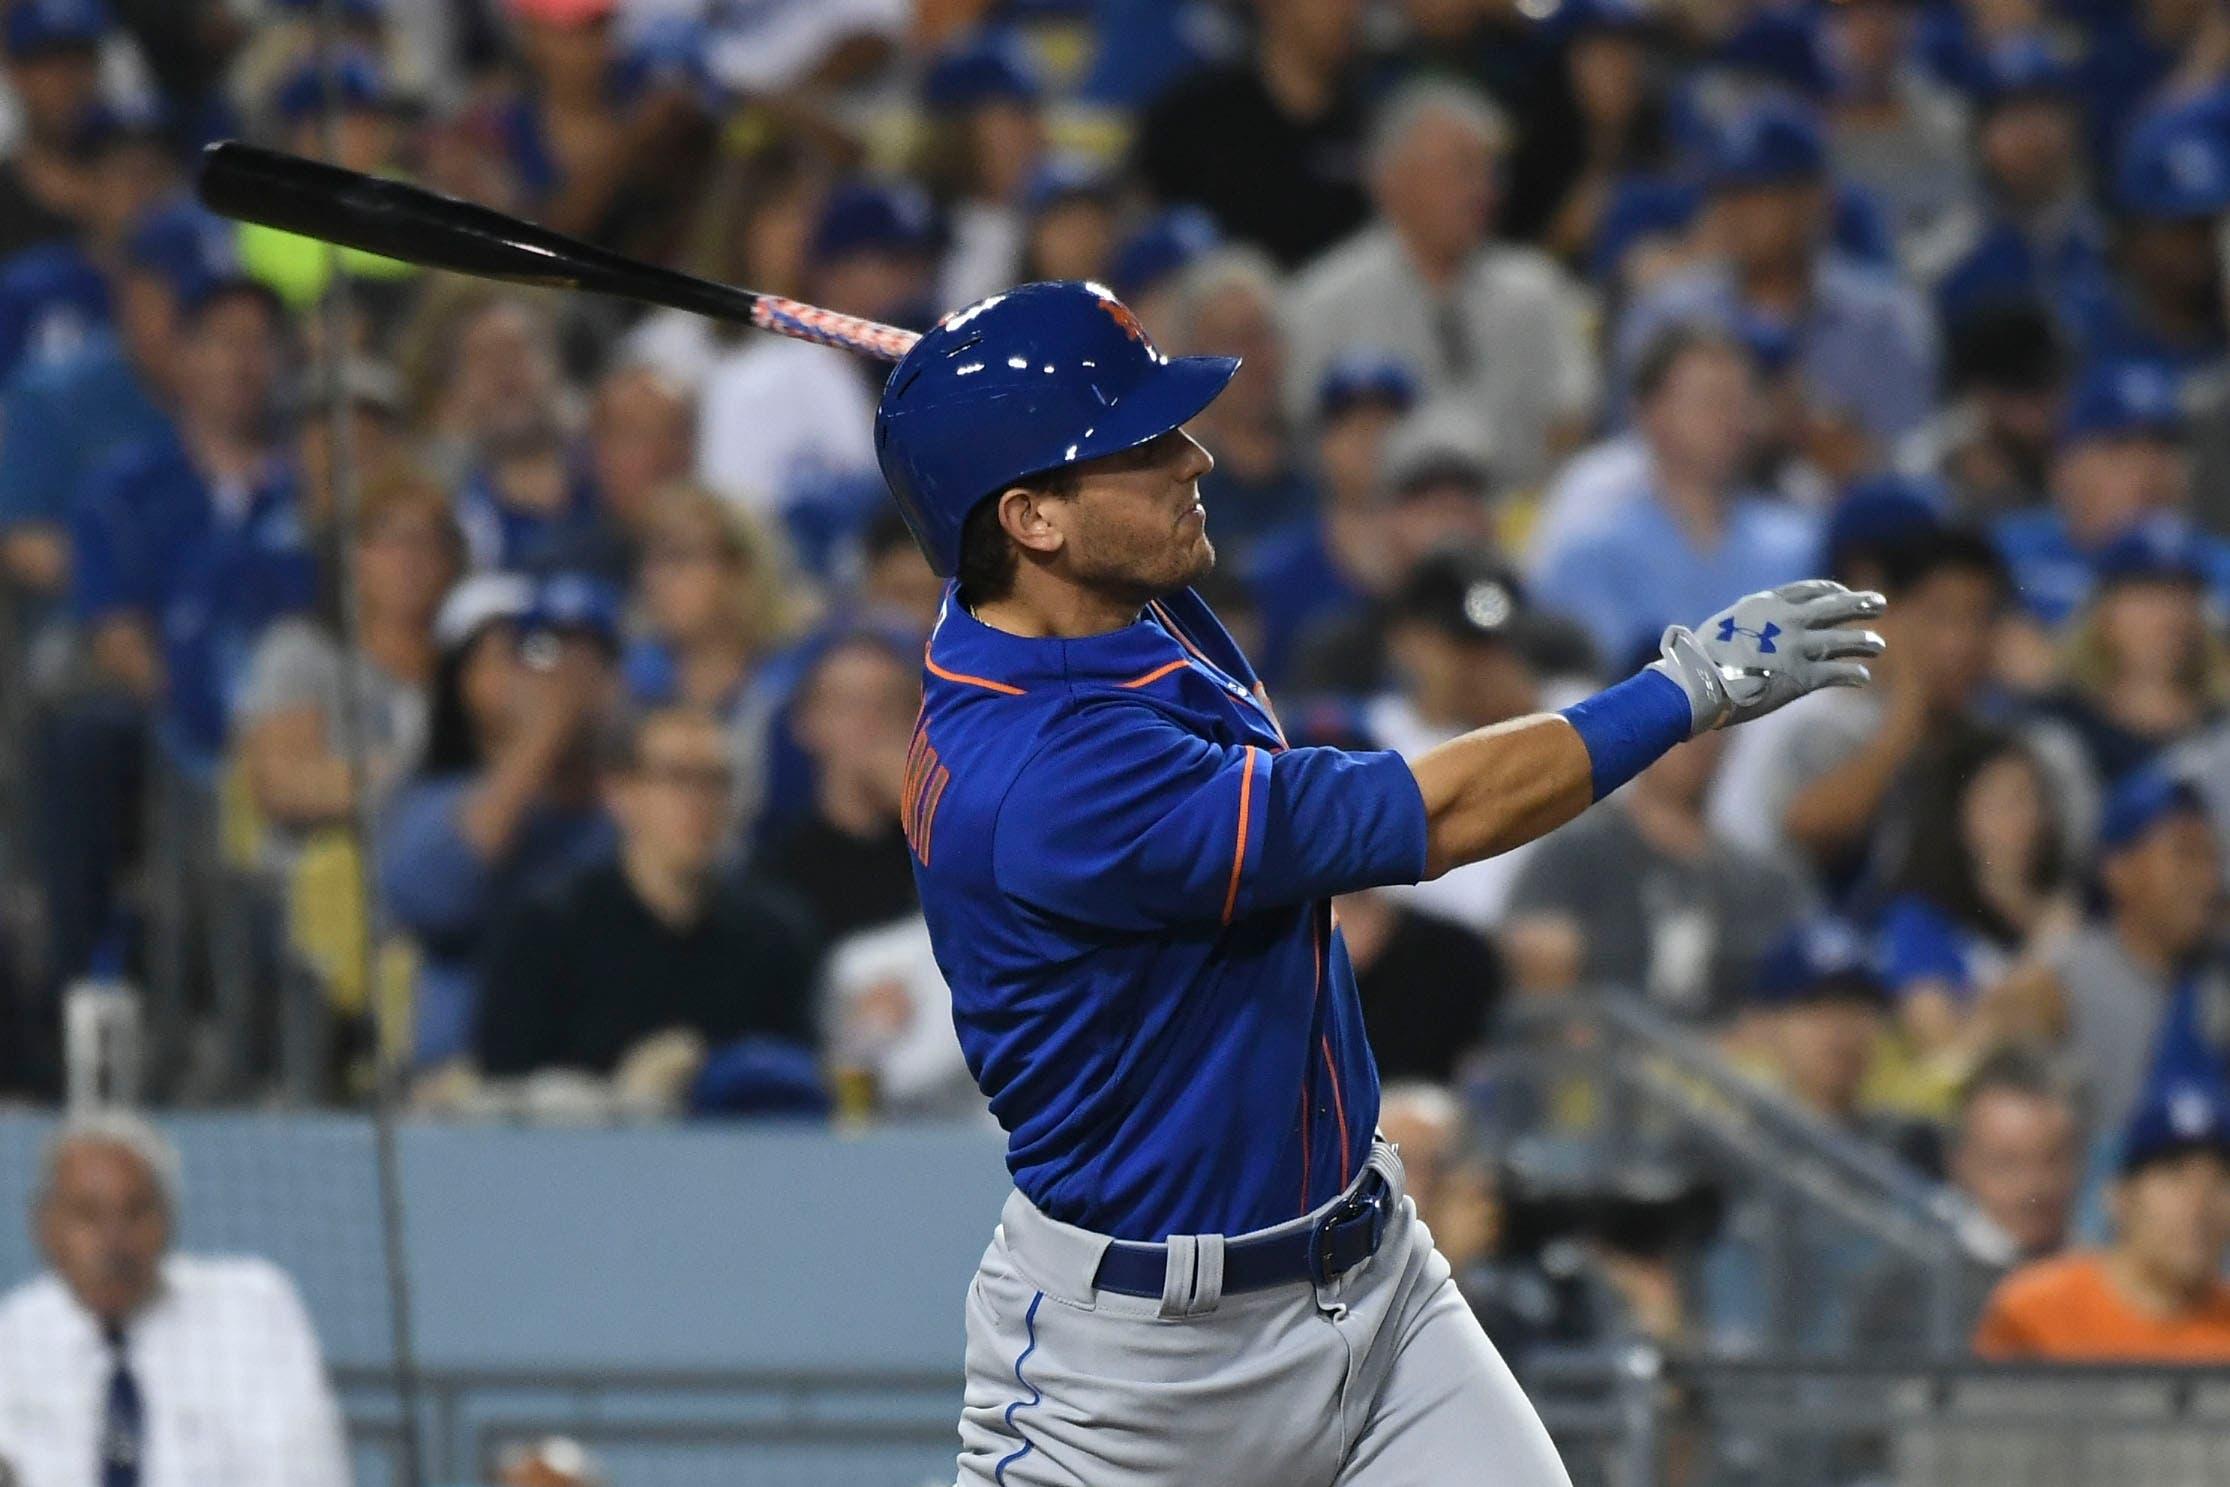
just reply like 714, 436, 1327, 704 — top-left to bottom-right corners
0, 0, 2225, 1379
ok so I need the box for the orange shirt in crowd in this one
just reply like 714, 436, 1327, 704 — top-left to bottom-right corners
1973, 1252, 2230, 1362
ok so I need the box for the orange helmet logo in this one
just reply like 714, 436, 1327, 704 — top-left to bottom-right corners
1093, 291, 1152, 349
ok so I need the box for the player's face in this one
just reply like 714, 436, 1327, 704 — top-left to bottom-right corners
39, 1142, 170, 1325
1058, 428, 1218, 600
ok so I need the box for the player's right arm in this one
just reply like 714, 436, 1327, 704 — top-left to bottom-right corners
1412, 580, 1886, 878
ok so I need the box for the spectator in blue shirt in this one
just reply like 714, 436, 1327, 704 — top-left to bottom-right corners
1616, 97, 1940, 466
0, 0, 113, 261
1535, 324, 1819, 669
1905, 301, 2071, 521
71, 275, 315, 772
917, 28, 1045, 312
379, 573, 618, 1068
1997, 360, 2230, 629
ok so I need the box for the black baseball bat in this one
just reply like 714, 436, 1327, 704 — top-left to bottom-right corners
194, 141, 921, 363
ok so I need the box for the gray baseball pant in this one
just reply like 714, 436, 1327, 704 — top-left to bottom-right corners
954, 1141, 1574, 1485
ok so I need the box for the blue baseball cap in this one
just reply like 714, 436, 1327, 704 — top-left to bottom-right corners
1753, 917, 1889, 1006
1822, 475, 1949, 574
2097, 770, 2208, 855
1704, 99, 1828, 192
1023, 154, 1117, 215
4, 0, 107, 58
1537, 0, 1653, 42
1589, 176, 1700, 281
1972, 36, 2077, 111
2117, 102, 2230, 219
1110, 207, 1222, 300
687, 1038, 830, 1118
810, 178, 939, 262
2118, 1077, 2230, 1176
273, 51, 391, 122
922, 29, 1041, 112
66, 94, 168, 156
2094, 518, 2213, 589
1317, 351, 1419, 421
122, 199, 262, 313
2059, 360, 2185, 447
526, 572, 624, 650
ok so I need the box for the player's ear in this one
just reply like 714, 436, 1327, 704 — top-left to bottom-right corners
995, 485, 1066, 560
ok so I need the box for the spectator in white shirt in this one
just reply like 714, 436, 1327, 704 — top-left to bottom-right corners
0, 1112, 349, 1487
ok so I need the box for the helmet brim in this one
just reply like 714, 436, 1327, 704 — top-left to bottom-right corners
1023, 352, 1241, 481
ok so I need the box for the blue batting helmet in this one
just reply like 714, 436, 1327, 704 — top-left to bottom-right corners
873, 280, 1239, 576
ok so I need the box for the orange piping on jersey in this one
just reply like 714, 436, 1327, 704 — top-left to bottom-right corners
1297, 1084, 1313, 1214
1252, 682, 1290, 749
1322, 1035, 1351, 1189
924, 648, 1027, 696
1222, 745, 1258, 926
1118, 658, 1190, 690
918, 765, 951, 865
1149, 600, 1212, 664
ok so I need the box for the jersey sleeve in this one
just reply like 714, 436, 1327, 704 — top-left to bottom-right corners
992, 699, 1427, 933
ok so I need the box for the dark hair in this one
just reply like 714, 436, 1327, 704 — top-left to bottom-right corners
953, 468, 1080, 606
1946, 300, 2068, 397
417, 639, 491, 779
596, 702, 722, 776
1891, 729, 2067, 945
1877, 521, 2009, 598
1630, 322, 1752, 406
1956, 1045, 2077, 1130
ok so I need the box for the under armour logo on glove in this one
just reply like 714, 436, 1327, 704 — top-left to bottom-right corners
1650, 580, 1886, 734
1716, 618, 1781, 653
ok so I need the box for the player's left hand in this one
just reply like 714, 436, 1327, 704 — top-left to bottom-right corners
1649, 579, 1887, 735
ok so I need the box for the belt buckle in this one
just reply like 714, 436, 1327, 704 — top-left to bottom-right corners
1307, 1177, 1387, 1287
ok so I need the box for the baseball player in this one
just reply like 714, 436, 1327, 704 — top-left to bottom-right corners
872, 280, 1886, 1486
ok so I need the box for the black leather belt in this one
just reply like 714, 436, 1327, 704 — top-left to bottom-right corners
1091, 1170, 1393, 1298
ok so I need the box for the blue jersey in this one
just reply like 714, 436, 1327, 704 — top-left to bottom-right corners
911, 585, 1428, 1242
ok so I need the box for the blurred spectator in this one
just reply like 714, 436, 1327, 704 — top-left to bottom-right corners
525, 364, 696, 583
696, 179, 937, 574
495, 1436, 607, 1487
853, 508, 944, 635
1242, 351, 1418, 686
236, 475, 460, 856
1504, 730, 1816, 1025
1017, 156, 1118, 287
2008, 772, 2227, 1137
625, 484, 797, 718
758, 631, 920, 942
1852, 1047, 2083, 1351
1821, 0, 1974, 255
1533, 325, 1817, 670
71, 271, 312, 770
1378, 1081, 1497, 1284
1900, 300, 2070, 519
1875, 731, 2076, 1092
1997, 361, 2230, 632
1911, 44, 2101, 336
824, 914, 983, 1121
289, 358, 411, 538
697, 0, 904, 99
0, 1112, 350, 1487
0, 0, 117, 259
2073, 97, 2230, 376
1975, 1075, 2230, 1360
1615, 98, 1939, 464
1133, 0, 1371, 267
1363, 548, 1554, 935
1109, 206, 1221, 343
919, 28, 1044, 312
1286, 79, 1595, 491
2042, 522, 2230, 784
411, 287, 572, 504
1169, 248, 1314, 548
1334, 887, 1501, 1082
379, 574, 616, 1067
477, 704, 820, 1088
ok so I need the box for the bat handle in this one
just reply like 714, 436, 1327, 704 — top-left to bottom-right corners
750, 296, 921, 364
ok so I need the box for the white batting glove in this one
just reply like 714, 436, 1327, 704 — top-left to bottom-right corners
1647, 579, 1887, 735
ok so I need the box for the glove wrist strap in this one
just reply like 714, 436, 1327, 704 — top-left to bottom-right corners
1558, 669, 1695, 802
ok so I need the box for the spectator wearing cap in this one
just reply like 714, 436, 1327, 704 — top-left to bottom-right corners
1357, 546, 1564, 934
1999, 772, 2228, 1139
1820, 0, 1974, 258
1897, 301, 2070, 520
1996, 359, 2230, 630
1974, 1075, 2230, 1360
1504, 723, 1818, 1025
2041, 521, 2230, 784
696, 177, 939, 575
1108, 207, 1221, 345
235, 475, 462, 863
1533, 325, 1818, 671
1018, 156, 1119, 287
1740, 918, 1922, 1151
1851, 1047, 2083, 1351
476, 703, 822, 1088
525, 363, 696, 584
1496, 0, 1675, 265
1240, 351, 1418, 686
378, 573, 619, 1067
756, 631, 921, 944
917, 28, 1044, 312
1133, 0, 1372, 268
0, 0, 117, 260
0, 194, 218, 601
1910, 43, 2103, 337
1614, 97, 1939, 461
1162, 248, 1318, 551
1286, 79, 1597, 492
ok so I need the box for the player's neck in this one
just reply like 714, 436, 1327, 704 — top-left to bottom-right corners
971, 573, 1148, 640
